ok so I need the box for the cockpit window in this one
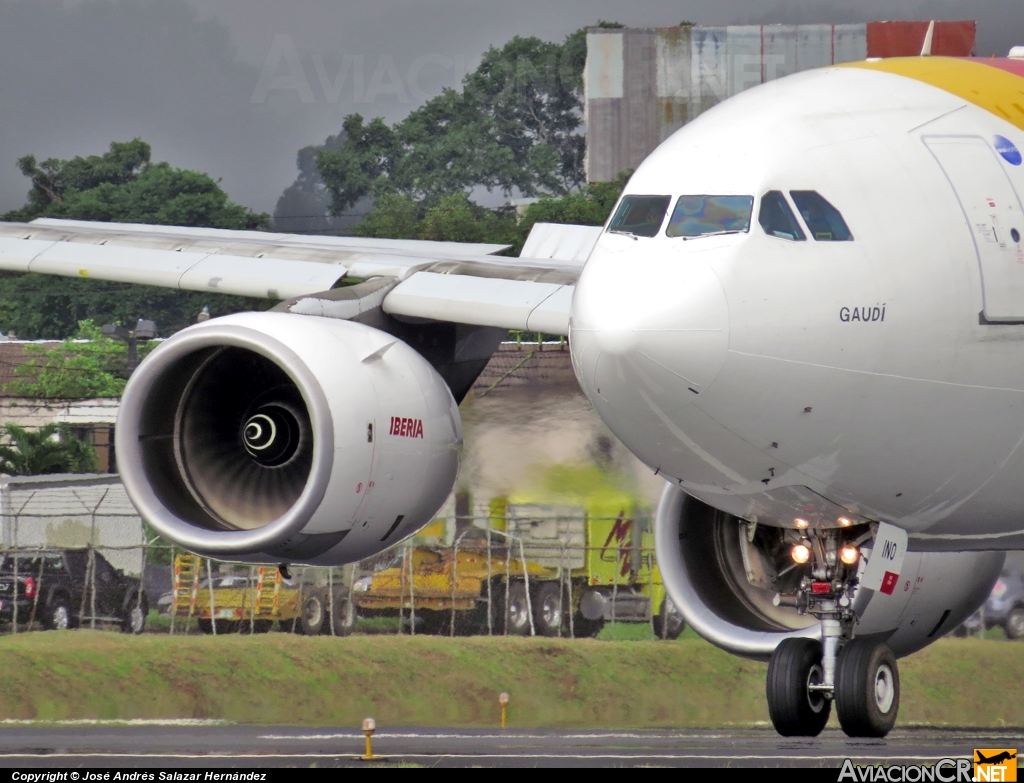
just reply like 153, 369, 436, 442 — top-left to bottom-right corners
790, 191, 853, 241
758, 191, 806, 241
665, 195, 754, 238
607, 195, 671, 237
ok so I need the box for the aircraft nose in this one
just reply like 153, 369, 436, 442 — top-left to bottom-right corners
571, 261, 729, 409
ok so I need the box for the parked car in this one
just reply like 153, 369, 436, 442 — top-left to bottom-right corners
0, 550, 147, 633
955, 568, 1024, 639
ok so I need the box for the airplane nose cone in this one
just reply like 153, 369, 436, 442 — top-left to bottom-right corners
571, 262, 729, 411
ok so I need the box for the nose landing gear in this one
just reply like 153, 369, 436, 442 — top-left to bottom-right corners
765, 528, 900, 738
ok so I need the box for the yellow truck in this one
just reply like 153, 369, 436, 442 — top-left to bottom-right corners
169, 554, 355, 635
352, 503, 685, 638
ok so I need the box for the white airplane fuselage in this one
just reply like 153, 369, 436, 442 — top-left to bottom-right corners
571, 58, 1024, 552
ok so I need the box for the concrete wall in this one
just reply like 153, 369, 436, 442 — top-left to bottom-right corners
0, 474, 144, 575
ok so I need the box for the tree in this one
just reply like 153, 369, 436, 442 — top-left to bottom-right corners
515, 174, 630, 239
353, 194, 422, 240
273, 131, 368, 234
419, 193, 517, 244
3, 140, 267, 228
3, 320, 153, 399
0, 423, 97, 476
1, 140, 270, 339
351, 172, 628, 254
317, 24, 622, 213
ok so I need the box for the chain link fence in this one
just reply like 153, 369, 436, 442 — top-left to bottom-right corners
0, 478, 673, 639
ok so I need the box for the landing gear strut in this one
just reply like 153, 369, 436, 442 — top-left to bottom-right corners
764, 527, 900, 738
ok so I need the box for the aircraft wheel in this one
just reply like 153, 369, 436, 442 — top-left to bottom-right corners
766, 638, 831, 737
834, 639, 899, 737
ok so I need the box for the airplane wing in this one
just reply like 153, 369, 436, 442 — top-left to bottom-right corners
0, 218, 603, 335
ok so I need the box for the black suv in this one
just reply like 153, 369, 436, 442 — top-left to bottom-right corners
0, 550, 148, 633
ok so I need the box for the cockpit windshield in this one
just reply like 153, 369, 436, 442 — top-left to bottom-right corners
790, 191, 853, 241
607, 195, 671, 237
759, 191, 806, 241
666, 195, 754, 238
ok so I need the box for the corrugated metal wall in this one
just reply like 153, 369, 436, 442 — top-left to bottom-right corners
585, 21, 976, 182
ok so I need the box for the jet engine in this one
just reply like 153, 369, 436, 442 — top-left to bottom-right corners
655, 483, 1003, 659
115, 312, 461, 565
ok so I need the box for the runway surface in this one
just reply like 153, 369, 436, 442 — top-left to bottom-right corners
0, 722, 1020, 767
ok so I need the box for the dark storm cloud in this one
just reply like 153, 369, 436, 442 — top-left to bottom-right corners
1, 0, 1022, 216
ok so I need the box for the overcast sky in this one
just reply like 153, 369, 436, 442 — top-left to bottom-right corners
0, 0, 1022, 216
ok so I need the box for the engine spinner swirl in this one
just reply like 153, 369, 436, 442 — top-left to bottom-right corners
242, 404, 302, 466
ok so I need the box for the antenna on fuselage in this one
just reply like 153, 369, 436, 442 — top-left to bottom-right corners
919, 20, 935, 56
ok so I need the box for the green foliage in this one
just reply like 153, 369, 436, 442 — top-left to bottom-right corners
2, 320, 153, 399
352, 174, 628, 254
317, 115, 403, 213
515, 174, 630, 241
353, 194, 422, 240
0, 423, 96, 476
3, 140, 268, 228
318, 24, 619, 213
0, 274, 266, 342
419, 194, 517, 244
1, 140, 271, 339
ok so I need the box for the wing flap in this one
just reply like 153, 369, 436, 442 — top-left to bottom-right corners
177, 255, 346, 299
526, 285, 574, 334
29, 240, 204, 288
383, 272, 572, 335
0, 237, 60, 272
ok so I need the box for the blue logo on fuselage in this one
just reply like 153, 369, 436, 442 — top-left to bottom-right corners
995, 135, 1023, 166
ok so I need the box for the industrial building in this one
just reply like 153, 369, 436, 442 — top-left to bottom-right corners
584, 20, 976, 182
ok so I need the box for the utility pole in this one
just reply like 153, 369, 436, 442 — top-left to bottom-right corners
102, 319, 157, 374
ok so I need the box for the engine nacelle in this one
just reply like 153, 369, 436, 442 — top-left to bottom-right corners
655, 483, 1003, 659
116, 312, 461, 565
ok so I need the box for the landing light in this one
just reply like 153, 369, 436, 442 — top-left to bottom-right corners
791, 543, 811, 564
838, 517, 853, 527
840, 545, 860, 565
794, 518, 809, 529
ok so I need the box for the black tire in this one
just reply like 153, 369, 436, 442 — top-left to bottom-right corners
327, 590, 357, 636
534, 583, 566, 637
834, 639, 900, 738
413, 610, 448, 635
238, 620, 273, 634
121, 592, 148, 634
1005, 607, 1024, 640
571, 615, 605, 638
298, 589, 326, 636
655, 597, 686, 640
505, 581, 532, 636
766, 638, 831, 737
43, 596, 75, 631
197, 618, 214, 635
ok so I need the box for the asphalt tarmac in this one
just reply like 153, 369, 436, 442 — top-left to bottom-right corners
0, 723, 1019, 768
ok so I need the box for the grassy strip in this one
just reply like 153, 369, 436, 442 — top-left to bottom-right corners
1, 632, 1022, 728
